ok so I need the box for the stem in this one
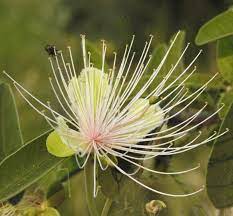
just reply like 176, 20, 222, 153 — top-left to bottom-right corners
47, 189, 65, 208
101, 198, 113, 216
218, 208, 233, 216
84, 159, 99, 216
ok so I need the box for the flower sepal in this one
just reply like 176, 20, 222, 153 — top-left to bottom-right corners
46, 131, 75, 158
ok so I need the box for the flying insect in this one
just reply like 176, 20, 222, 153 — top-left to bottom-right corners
45, 44, 58, 56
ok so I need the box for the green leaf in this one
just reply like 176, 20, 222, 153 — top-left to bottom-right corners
98, 168, 118, 199
184, 72, 224, 90
164, 31, 185, 74
84, 159, 99, 216
153, 31, 185, 79
145, 43, 168, 75
134, 31, 186, 97
84, 159, 106, 216
139, 72, 224, 91
0, 83, 23, 163
39, 157, 79, 198
217, 36, 233, 83
195, 9, 233, 45
0, 131, 66, 202
155, 31, 185, 86
46, 131, 75, 157
132, 43, 168, 97
108, 175, 193, 216
47, 188, 66, 208
207, 100, 233, 208
59, 169, 109, 216
218, 90, 233, 120
86, 40, 108, 70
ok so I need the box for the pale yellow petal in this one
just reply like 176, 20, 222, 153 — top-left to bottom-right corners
128, 98, 164, 138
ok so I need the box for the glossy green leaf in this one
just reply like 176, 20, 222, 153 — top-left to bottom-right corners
207, 100, 233, 208
217, 36, 233, 83
0, 131, 66, 202
46, 131, 75, 157
0, 83, 23, 163
195, 9, 233, 45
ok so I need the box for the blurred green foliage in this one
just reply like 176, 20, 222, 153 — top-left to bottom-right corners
0, 0, 230, 141
0, 0, 233, 215
0, 83, 23, 162
0, 0, 69, 140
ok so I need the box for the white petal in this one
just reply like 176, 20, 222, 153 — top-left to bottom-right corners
56, 117, 89, 153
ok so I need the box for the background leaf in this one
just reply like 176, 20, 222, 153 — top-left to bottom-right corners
0, 131, 66, 202
39, 156, 79, 198
84, 159, 106, 216
207, 100, 233, 208
145, 43, 167, 75
0, 83, 23, 163
218, 90, 233, 120
134, 31, 186, 97
98, 167, 118, 199
183, 73, 224, 90
86, 40, 109, 70
163, 31, 185, 75
107, 175, 197, 216
195, 9, 233, 45
217, 36, 233, 83
151, 31, 186, 79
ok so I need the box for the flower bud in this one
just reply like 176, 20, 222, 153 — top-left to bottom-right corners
149, 96, 158, 105
145, 200, 166, 215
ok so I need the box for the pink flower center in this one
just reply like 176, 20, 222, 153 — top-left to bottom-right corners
88, 131, 103, 145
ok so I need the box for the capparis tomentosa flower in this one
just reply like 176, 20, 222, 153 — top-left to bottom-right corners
4, 32, 227, 198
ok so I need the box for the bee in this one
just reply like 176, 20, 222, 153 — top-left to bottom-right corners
44, 44, 58, 56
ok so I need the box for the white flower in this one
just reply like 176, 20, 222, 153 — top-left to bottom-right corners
4, 32, 227, 198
